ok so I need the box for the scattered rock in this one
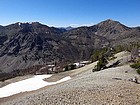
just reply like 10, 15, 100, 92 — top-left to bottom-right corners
128, 76, 139, 84
112, 77, 122, 80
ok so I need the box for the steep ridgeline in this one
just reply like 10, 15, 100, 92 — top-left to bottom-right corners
0, 19, 140, 73
0, 22, 78, 72
89, 19, 140, 46
62, 19, 140, 59
62, 26, 109, 59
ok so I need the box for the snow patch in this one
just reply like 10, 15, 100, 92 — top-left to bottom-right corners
0, 75, 71, 98
18, 22, 21, 26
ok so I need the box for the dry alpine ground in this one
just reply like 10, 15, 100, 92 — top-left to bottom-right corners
0, 52, 140, 105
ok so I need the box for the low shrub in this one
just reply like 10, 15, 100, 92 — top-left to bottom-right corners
130, 62, 140, 75
64, 64, 76, 71
137, 69, 140, 74
92, 65, 99, 72
130, 62, 140, 69
69, 64, 76, 70
92, 56, 108, 72
109, 56, 117, 60
64, 65, 69, 71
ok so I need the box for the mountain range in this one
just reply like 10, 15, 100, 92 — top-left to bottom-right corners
59, 26, 74, 31
0, 19, 139, 74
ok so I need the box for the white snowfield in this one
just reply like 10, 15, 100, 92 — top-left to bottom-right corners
0, 75, 71, 98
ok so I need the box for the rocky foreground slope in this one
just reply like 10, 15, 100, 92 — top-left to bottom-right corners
0, 51, 140, 105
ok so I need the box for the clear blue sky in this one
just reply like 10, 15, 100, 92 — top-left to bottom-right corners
0, 0, 140, 27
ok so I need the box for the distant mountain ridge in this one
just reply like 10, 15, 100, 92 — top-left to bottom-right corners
58, 26, 74, 31
0, 19, 139, 73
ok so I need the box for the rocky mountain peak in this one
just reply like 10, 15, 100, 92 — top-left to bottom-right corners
89, 19, 131, 38
97, 19, 124, 27
102, 19, 115, 23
